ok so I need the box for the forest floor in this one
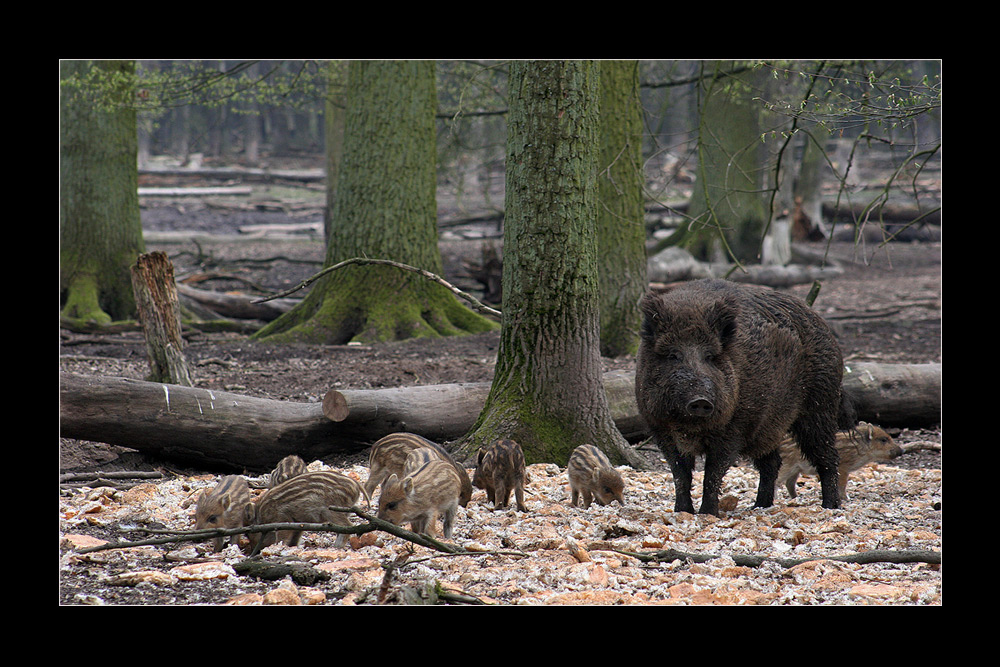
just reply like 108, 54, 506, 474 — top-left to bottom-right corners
58, 163, 942, 605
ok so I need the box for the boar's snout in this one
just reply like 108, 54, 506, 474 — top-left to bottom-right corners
686, 397, 714, 417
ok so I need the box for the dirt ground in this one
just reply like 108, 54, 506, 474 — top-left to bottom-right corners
58, 183, 942, 605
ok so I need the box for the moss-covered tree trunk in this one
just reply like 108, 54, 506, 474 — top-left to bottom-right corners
323, 60, 346, 242
458, 61, 641, 469
60, 59, 145, 324
597, 60, 647, 358
683, 61, 769, 264
255, 60, 495, 344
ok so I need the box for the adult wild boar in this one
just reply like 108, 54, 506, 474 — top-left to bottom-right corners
635, 279, 853, 516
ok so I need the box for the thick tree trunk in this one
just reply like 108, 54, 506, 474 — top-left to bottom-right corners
597, 60, 646, 358
254, 60, 495, 345
459, 60, 638, 469
60, 59, 145, 324
60, 362, 938, 472
683, 61, 769, 263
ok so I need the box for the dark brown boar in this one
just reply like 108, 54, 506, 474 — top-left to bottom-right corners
365, 432, 473, 507
473, 439, 528, 512
778, 421, 902, 501
635, 279, 852, 516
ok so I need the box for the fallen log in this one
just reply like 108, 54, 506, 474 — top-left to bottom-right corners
646, 246, 843, 288
137, 186, 254, 197
176, 283, 299, 321
60, 362, 939, 472
843, 362, 941, 428
59, 371, 645, 472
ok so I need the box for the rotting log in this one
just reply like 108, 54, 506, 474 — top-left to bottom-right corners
59, 363, 939, 472
59, 373, 337, 472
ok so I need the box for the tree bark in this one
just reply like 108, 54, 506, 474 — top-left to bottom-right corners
60, 362, 938, 472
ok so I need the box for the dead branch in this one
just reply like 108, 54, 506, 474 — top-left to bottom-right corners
616, 546, 941, 568
900, 440, 941, 454
60, 471, 164, 483
73, 506, 468, 555
251, 256, 501, 320
176, 283, 299, 320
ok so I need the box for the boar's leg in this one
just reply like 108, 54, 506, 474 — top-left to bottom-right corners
324, 509, 352, 547
657, 439, 696, 514
751, 449, 782, 509
699, 445, 737, 516
791, 418, 841, 509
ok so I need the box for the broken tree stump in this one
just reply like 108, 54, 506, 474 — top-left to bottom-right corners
130, 251, 192, 386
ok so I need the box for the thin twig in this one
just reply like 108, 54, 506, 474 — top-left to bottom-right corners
72, 505, 469, 555
250, 257, 501, 319
60, 471, 164, 483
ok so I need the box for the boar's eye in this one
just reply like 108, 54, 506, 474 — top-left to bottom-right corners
655, 346, 680, 361
386, 501, 398, 511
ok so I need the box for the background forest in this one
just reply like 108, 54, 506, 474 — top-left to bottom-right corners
132, 60, 940, 236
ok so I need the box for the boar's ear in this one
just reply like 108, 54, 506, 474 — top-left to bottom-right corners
707, 298, 738, 347
639, 293, 664, 341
